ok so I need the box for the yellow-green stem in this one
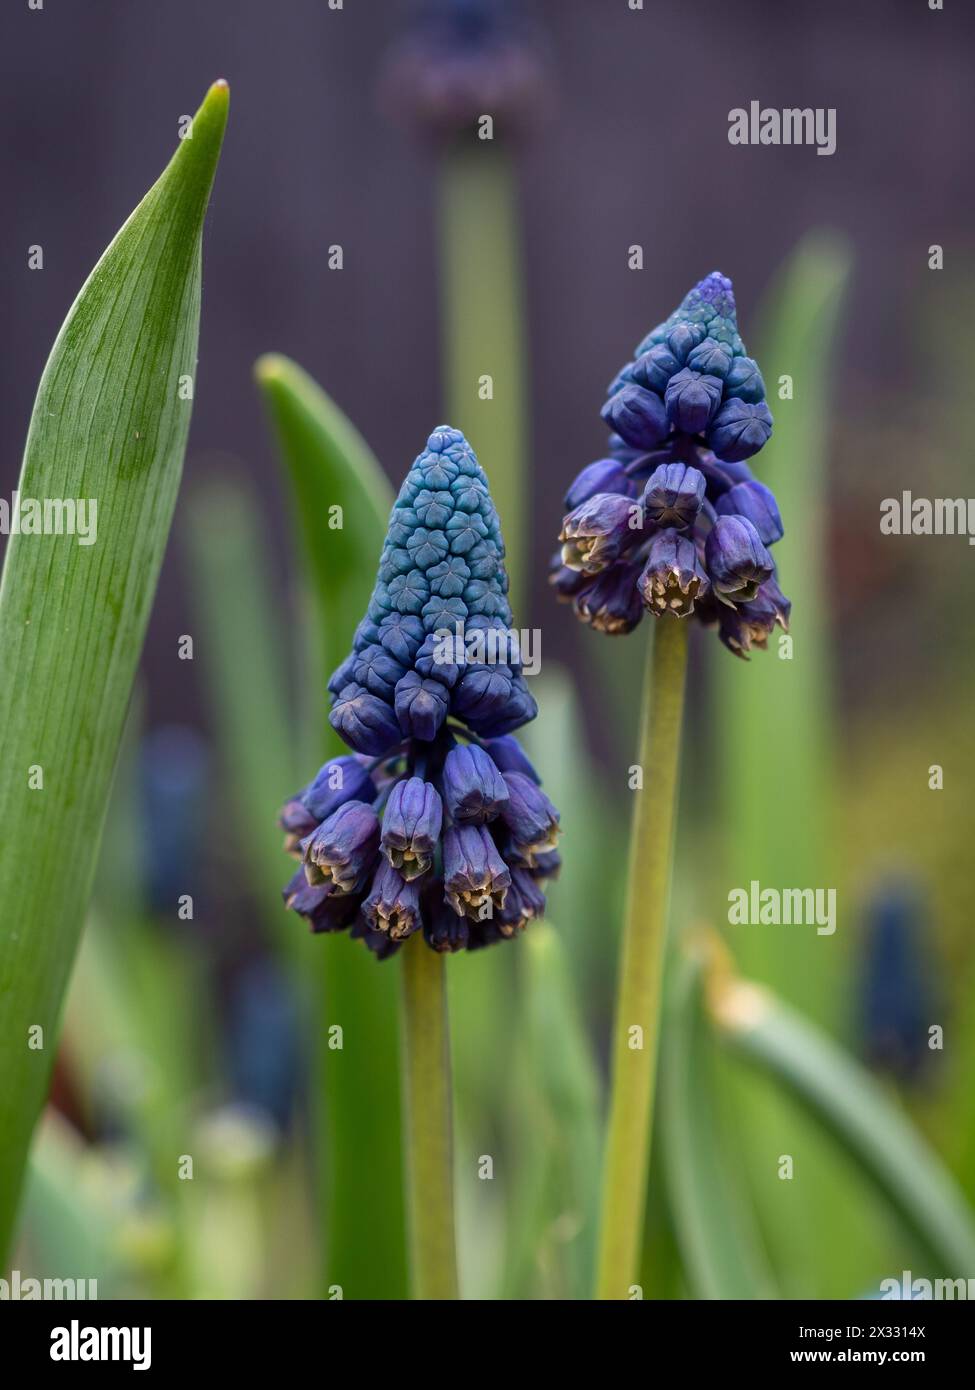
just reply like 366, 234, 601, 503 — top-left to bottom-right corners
595, 616, 690, 1299
401, 935, 459, 1300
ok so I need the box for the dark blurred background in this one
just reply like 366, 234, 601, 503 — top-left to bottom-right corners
2, 0, 973, 714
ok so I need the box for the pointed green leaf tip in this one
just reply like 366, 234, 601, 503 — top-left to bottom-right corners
169, 80, 230, 207
253, 352, 395, 751
0, 81, 228, 1261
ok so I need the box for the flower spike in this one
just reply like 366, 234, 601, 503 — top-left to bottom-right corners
280, 426, 561, 956
555, 271, 790, 655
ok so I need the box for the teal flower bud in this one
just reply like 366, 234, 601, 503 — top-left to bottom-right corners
723, 355, 766, 403
687, 337, 733, 379
414, 631, 465, 688
665, 321, 707, 364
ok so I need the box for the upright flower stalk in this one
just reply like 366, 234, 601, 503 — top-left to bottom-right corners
401, 934, 458, 1299
596, 616, 688, 1297
279, 424, 561, 1299
553, 273, 788, 1297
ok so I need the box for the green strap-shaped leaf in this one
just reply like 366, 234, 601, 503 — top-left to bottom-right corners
716, 232, 853, 1016
712, 972, 975, 1279
661, 955, 777, 1299
185, 478, 297, 931
0, 81, 229, 1259
254, 356, 409, 1299
711, 235, 872, 1296
502, 923, 602, 1300
255, 353, 393, 749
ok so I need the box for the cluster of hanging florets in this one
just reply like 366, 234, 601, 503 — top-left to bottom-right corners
280, 426, 560, 958
551, 272, 791, 657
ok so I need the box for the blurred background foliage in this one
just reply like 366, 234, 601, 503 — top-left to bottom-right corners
5, 0, 975, 1299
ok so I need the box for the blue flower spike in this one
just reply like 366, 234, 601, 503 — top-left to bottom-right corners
280, 426, 561, 957
554, 271, 790, 658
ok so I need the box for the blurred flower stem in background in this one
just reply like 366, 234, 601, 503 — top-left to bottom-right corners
401, 937, 459, 1299
439, 146, 528, 610
596, 617, 689, 1298
382, 0, 541, 611
380, 1, 549, 1294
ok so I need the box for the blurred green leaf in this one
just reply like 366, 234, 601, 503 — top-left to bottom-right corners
661, 954, 776, 1299
716, 230, 852, 1015
0, 81, 228, 1260
65, 905, 204, 1199
502, 924, 602, 1299
19, 1116, 117, 1293
254, 353, 392, 752
708, 234, 883, 1295
711, 969, 975, 1278
521, 665, 623, 1006
254, 356, 409, 1300
185, 477, 297, 929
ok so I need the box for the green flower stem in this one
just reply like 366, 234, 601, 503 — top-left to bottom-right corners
400, 936, 459, 1300
595, 616, 690, 1299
